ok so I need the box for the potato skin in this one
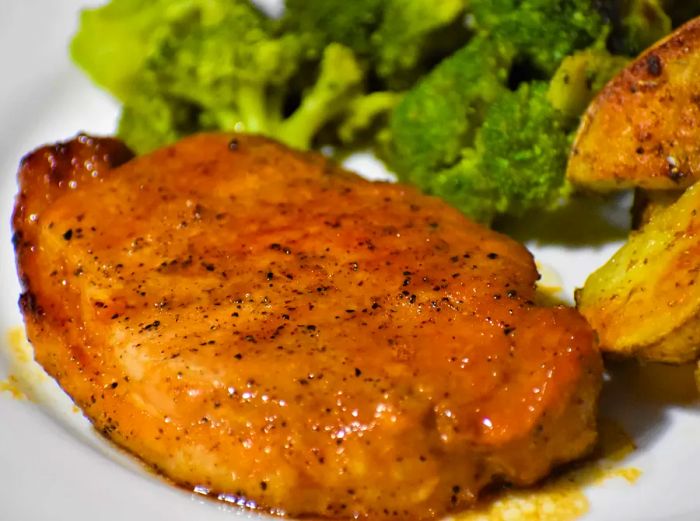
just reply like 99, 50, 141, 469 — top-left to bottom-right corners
567, 17, 700, 191
630, 189, 682, 230
577, 181, 700, 363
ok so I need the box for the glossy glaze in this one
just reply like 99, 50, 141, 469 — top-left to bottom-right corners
13, 134, 601, 519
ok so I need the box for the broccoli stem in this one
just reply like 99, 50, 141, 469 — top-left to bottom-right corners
278, 87, 339, 149
238, 84, 271, 134
338, 91, 402, 144
278, 43, 363, 149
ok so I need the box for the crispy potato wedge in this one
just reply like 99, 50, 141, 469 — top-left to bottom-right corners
567, 17, 700, 191
577, 181, 700, 363
630, 188, 682, 229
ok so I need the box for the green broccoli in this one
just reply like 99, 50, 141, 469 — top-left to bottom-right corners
72, 0, 472, 155
392, 65, 573, 222
117, 82, 200, 155
131, 1, 301, 137
276, 44, 364, 150
470, 0, 607, 75
387, 0, 609, 222
337, 92, 403, 145
423, 83, 573, 223
280, 0, 384, 60
475, 82, 574, 216
281, 0, 469, 88
389, 36, 512, 181
70, 0, 194, 101
370, 0, 468, 87
73, 0, 369, 153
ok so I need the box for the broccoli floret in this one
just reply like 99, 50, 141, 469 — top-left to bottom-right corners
389, 36, 513, 181
370, 0, 468, 86
392, 71, 573, 222
73, 0, 472, 154
73, 0, 373, 154
276, 43, 364, 150
470, 0, 606, 75
70, 0, 193, 101
388, 0, 611, 222
118, 82, 200, 154
337, 92, 403, 145
282, 0, 469, 88
475, 82, 573, 216
467, 0, 515, 30
136, 2, 300, 136
413, 79, 575, 222
281, 0, 384, 60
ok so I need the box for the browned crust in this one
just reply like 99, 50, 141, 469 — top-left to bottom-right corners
568, 17, 700, 191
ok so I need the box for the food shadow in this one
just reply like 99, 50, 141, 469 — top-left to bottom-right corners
599, 359, 700, 453
495, 192, 631, 247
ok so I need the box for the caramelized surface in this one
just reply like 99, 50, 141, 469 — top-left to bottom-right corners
568, 17, 700, 191
13, 134, 601, 519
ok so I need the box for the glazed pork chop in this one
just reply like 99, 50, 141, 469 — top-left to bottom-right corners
13, 134, 601, 519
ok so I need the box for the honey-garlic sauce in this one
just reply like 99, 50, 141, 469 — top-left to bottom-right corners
457, 419, 640, 521
0, 326, 46, 401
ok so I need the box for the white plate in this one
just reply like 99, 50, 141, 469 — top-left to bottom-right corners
1, 2, 699, 520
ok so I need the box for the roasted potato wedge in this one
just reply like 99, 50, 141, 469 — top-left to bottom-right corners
567, 17, 700, 191
577, 181, 700, 363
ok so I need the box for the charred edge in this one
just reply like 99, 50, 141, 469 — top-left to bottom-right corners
667, 157, 687, 183
77, 133, 135, 168
19, 136, 135, 186
11, 230, 22, 250
19, 291, 43, 317
104, 142, 136, 168
645, 54, 662, 77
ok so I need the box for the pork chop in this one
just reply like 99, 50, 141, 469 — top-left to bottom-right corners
13, 133, 601, 519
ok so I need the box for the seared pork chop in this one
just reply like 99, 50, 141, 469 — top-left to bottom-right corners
13, 134, 601, 519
